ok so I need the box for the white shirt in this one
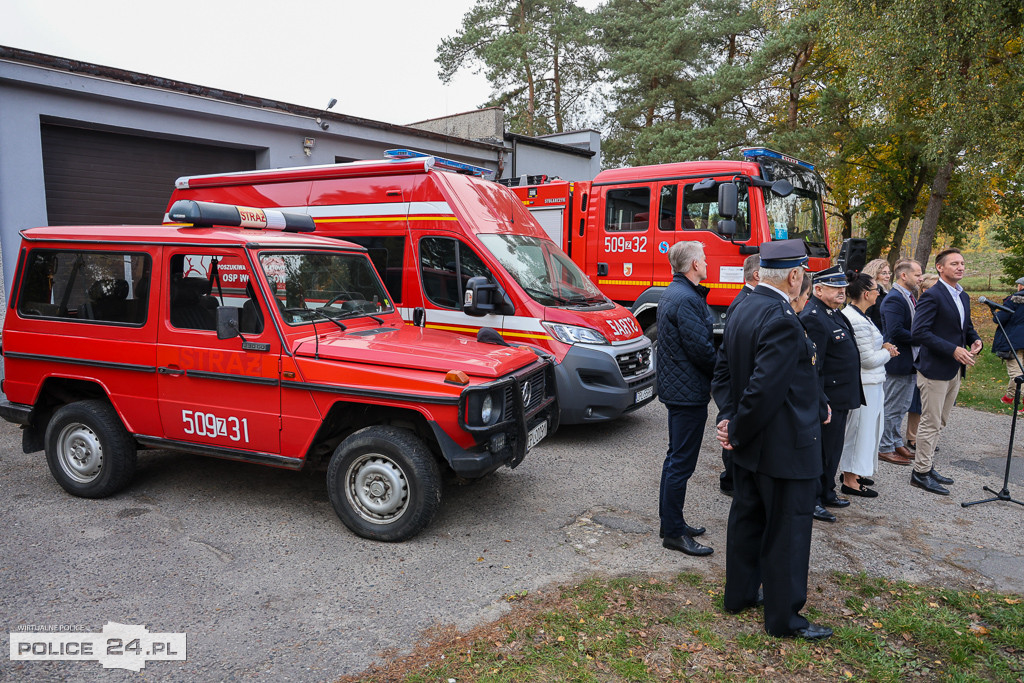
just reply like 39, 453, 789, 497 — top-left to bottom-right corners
939, 278, 965, 327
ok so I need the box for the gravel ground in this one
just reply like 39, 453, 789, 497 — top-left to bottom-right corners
1, 400, 1022, 681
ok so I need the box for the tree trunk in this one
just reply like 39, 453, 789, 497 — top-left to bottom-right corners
886, 161, 928, 267
553, 39, 563, 133
913, 159, 956, 267
787, 44, 813, 131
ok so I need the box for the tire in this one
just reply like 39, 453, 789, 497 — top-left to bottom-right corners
327, 426, 442, 542
644, 322, 659, 362
44, 399, 137, 498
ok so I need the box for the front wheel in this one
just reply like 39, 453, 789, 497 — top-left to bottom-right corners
44, 399, 137, 498
327, 426, 441, 542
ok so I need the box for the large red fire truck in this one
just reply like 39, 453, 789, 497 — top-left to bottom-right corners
506, 148, 832, 340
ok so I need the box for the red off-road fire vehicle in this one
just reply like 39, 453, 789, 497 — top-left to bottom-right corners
0, 201, 557, 542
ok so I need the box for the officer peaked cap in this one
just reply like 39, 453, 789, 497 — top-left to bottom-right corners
812, 265, 848, 287
759, 239, 809, 269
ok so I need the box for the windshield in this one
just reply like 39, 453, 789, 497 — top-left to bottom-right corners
477, 234, 607, 307
765, 187, 826, 245
258, 251, 393, 326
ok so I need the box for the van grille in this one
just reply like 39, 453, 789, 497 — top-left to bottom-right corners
617, 347, 652, 379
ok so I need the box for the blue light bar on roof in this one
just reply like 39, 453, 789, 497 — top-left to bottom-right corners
740, 147, 816, 172
385, 149, 496, 180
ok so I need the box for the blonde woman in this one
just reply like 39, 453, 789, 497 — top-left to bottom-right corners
839, 272, 899, 496
861, 259, 892, 330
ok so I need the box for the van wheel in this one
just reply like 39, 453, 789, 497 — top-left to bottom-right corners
327, 426, 441, 542
644, 322, 658, 360
45, 400, 137, 498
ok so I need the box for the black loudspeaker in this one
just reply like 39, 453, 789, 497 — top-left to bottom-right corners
836, 238, 867, 274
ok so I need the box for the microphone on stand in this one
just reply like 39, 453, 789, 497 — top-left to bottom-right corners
979, 296, 1013, 314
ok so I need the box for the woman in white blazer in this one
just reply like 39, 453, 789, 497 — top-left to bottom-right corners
839, 271, 899, 496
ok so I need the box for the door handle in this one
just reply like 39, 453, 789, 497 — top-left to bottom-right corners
597, 262, 609, 276
158, 366, 184, 376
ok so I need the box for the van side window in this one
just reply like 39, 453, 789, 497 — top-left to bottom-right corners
681, 183, 751, 239
605, 187, 650, 232
420, 237, 496, 310
17, 249, 151, 325
340, 235, 405, 304
168, 253, 263, 333
658, 185, 677, 231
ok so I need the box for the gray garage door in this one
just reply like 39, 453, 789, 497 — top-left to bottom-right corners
41, 124, 257, 226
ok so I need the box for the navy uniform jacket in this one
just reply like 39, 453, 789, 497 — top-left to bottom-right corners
725, 284, 754, 319
712, 286, 828, 480
911, 282, 981, 380
880, 287, 916, 375
799, 294, 864, 411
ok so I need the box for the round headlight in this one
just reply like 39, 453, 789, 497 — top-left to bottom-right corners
480, 394, 493, 424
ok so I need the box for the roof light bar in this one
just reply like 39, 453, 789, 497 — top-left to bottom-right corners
168, 200, 315, 232
385, 149, 495, 180
740, 147, 816, 172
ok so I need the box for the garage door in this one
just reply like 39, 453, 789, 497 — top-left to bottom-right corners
41, 124, 258, 226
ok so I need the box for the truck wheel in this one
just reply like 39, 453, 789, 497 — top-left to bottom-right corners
327, 426, 441, 542
44, 400, 137, 498
644, 322, 658, 360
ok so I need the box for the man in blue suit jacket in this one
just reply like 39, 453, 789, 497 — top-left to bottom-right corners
879, 259, 923, 464
910, 248, 982, 494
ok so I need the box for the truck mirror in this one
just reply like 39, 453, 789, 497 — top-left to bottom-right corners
463, 276, 498, 317
771, 179, 794, 197
718, 219, 737, 236
717, 182, 738, 219
216, 306, 240, 340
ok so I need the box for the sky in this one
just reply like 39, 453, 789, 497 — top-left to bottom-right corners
0, 0, 555, 126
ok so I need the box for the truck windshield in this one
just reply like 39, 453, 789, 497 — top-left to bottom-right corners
258, 251, 393, 325
764, 187, 826, 246
477, 234, 607, 307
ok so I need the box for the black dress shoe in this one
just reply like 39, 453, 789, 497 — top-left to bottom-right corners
905, 440, 916, 451
929, 468, 954, 485
822, 495, 850, 508
910, 470, 949, 495
857, 476, 875, 486
682, 523, 706, 537
841, 483, 878, 498
720, 485, 734, 497
791, 623, 833, 640
663, 535, 713, 556
812, 505, 836, 522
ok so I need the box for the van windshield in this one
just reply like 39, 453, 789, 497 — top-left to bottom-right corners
477, 234, 607, 307
258, 251, 393, 325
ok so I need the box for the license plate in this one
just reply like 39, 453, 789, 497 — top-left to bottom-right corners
635, 386, 654, 403
526, 421, 548, 451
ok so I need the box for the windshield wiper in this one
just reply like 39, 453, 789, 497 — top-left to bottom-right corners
310, 310, 347, 331
334, 309, 386, 325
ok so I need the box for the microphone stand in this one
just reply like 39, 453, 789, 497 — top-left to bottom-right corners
962, 299, 1024, 508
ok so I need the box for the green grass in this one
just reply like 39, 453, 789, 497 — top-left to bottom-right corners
958, 288, 1021, 413
342, 572, 1024, 682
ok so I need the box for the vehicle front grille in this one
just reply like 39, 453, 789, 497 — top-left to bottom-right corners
505, 367, 547, 415
617, 347, 652, 379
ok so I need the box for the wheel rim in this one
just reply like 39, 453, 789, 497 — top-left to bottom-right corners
56, 422, 103, 484
344, 453, 409, 525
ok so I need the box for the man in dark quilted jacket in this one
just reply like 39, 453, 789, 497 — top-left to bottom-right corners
657, 241, 716, 557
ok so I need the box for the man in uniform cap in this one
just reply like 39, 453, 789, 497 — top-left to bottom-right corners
712, 239, 833, 640
800, 265, 864, 523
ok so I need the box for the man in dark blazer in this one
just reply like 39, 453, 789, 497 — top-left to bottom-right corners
910, 248, 982, 495
719, 253, 760, 496
799, 266, 862, 522
712, 239, 833, 641
879, 259, 923, 464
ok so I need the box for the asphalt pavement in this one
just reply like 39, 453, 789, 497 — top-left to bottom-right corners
1, 399, 1022, 681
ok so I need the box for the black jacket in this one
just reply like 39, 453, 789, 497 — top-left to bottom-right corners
656, 273, 716, 406
880, 286, 916, 375
912, 282, 981, 380
799, 294, 864, 411
712, 286, 828, 480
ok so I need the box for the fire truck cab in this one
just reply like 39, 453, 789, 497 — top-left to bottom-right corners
508, 148, 832, 339
166, 152, 656, 424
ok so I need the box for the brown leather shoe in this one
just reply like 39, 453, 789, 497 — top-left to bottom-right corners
879, 451, 912, 465
894, 445, 914, 458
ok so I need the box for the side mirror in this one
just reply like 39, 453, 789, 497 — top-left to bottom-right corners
771, 179, 794, 197
463, 276, 507, 317
717, 182, 738, 219
718, 220, 737, 236
216, 306, 240, 340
